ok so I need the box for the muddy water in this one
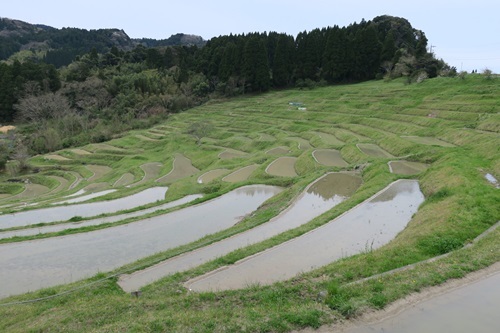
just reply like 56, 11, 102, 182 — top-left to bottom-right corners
118, 173, 361, 292
266, 147, 290, 155
0, 185, 281, 299
185, 180, 424, 292
198, 169, 229, 184
113, 173, 135, 187
156, 154, 200, 183
343, 271, 500, 333
0, 187, 169, 229
223, 165, 259, 183
313, 149, 348, 167
388, 161, 429, 175
266, 157, 298, 177
0, 194, 202, 240
54, 189, 117, 205
357, 144, 395, 158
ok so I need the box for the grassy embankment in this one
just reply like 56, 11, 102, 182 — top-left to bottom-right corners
0, 75, 498, 332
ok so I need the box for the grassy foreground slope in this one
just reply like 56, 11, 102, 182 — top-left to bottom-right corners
0, 76, 499, 332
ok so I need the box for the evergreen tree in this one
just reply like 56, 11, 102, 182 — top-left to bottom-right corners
243, 37, 270, 92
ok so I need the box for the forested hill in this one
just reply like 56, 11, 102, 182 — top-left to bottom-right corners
0, 15, 454, 165
0, 17, 206, 66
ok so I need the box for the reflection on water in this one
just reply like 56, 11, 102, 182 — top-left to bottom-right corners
308, 173, 362, 199
343, 271, 500, 333
119, 173, 362, 292
185, 180, 424, 292
0, 187, 169, 229
370, 180, 417, 203
0, 195, 202, 239
0, 185, 281, 299
55, 189, 117, 204
485, 173, 499, 188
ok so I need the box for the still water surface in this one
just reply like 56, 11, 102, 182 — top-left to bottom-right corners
0, 187, 169, 229
186, 180, 424, 291
119, 173, 362, 292
0, 185, 281, 299
343, 270, 500, 333
0, 195, 202, 239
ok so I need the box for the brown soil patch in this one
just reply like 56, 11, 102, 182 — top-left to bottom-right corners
0, 125, 15, 133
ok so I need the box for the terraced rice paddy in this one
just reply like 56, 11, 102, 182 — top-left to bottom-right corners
357, 143, 395, 158
401, 136, 457, 147
0, 187, 168, 228
218, 148, 247, 159
186, 180, 424, 291
0, 76, 498, 333
389, 160, 429, 175
197, 169, 229, 183
156, 154, 199, 183
222, 164, 259, 182
0, 185, 281, 298
266, 157, 298, 177
313, 149, 349, 167
118, 172, 361, 292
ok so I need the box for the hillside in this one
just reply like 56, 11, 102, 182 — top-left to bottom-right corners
0, 76, 498, 332
0, 17, 205, 66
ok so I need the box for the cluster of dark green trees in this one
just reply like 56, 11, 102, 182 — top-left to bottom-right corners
0, 15, 451, 163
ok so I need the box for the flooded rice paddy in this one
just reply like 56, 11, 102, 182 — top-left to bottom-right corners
357, 143, 395, 158
313, 149, 349, 167
185, 179, 424, 292
218, 148, 247, 160
198, 169, 229, 183
0, 187, 169, 229
485, 173, 499, 188
0, 194, 202, 240
266, 146, 290, 155
0, 185, 281, 298
118, 173, 362, 292
266, 157, 298, 177
343, 270, 500, 333
388, 161, 429, 175
113, 172, 135, 187
222, 165, 259, 183
156, 154, 200, 183
54, 189, 117, 205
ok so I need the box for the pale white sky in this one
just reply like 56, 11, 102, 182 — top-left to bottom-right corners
2, 0, 500, 73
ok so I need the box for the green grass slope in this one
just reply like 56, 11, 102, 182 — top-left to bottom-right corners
0, 75, 498, 332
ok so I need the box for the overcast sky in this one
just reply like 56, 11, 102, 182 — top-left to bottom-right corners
2, 0, 500, 73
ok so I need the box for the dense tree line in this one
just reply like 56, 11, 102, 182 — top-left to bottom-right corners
0, 15, 453, 166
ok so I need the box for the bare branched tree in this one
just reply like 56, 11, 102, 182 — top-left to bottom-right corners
187, 121, 213, 145
14, 92, 70, 123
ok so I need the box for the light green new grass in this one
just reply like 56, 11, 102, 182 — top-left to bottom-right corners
0, 76, 498, 332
